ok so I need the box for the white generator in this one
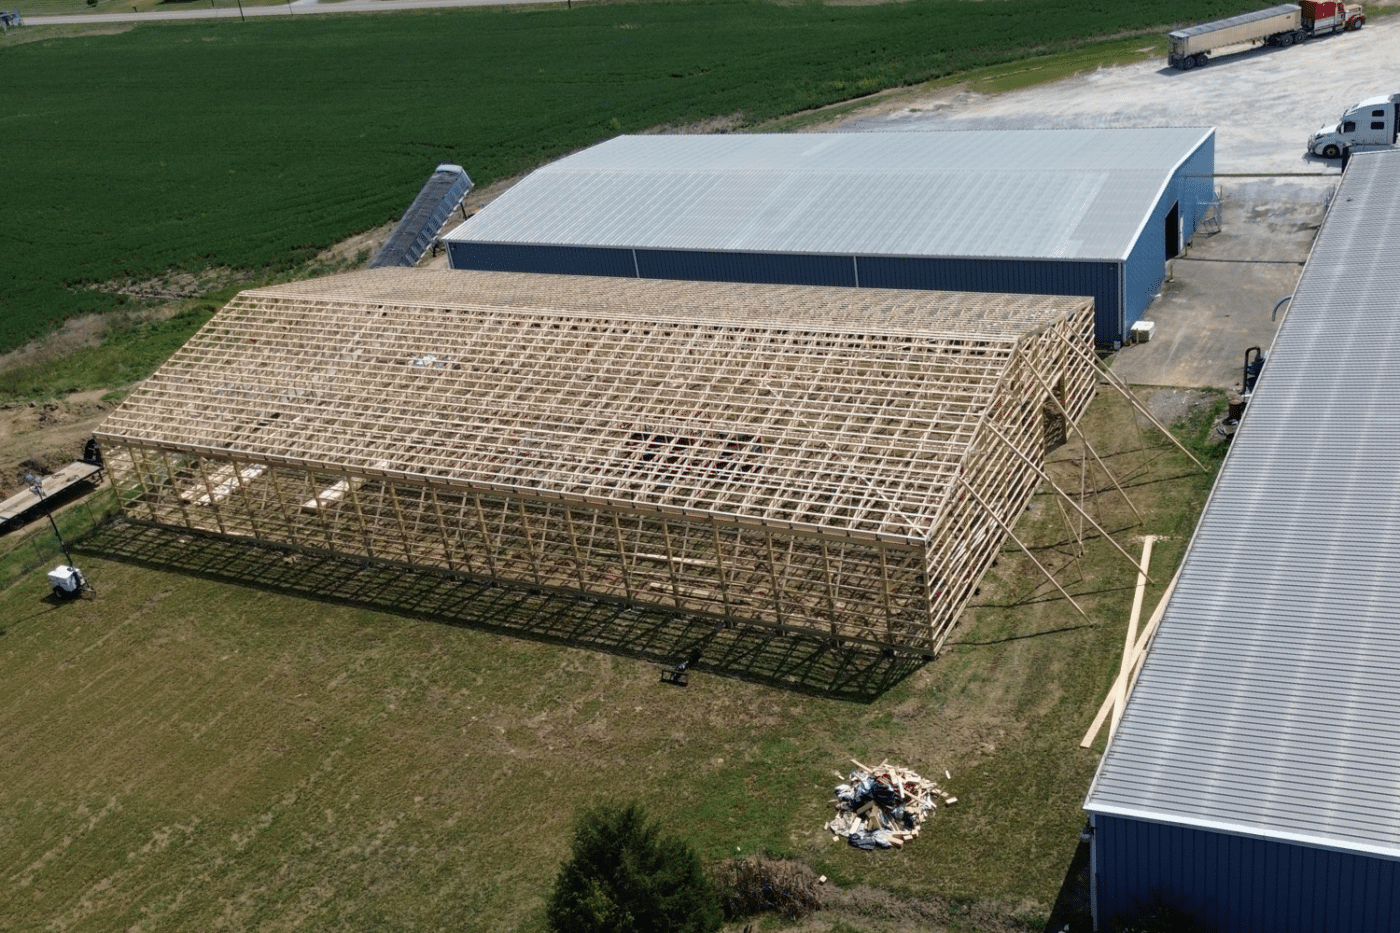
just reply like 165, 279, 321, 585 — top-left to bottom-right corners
48, 564, 87, 600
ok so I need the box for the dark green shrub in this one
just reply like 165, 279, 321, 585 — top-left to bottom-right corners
546, 803, 722, 933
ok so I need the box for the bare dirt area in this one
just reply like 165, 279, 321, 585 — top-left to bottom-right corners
0, 22, 133, 44
0, 392, 114, 490
89, 267, 246, 301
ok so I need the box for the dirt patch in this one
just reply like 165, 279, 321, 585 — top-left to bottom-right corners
310, 221, 393, 270
0, 23, 133, 45
87, 267, 245, 301
0, 315, 112, 375
1135, 386, 1221, 429
640, 112, 745, 135
0, 392, 115, 493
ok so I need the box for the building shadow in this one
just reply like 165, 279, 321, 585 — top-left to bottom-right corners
1042, 837, 1093, 933
79, 520, 925, 703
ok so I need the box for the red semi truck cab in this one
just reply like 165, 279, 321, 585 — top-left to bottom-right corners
1300, 0, 1365, 33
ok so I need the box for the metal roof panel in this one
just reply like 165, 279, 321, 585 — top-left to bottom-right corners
446, 130, 1214, 263
1085, 149, 1400, 859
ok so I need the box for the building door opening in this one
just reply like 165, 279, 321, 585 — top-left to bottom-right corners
1164, 202, 1181, 260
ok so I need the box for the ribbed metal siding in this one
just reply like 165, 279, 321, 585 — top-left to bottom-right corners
635, 249, 856, 286
451, 244, 1125, 342
448, 242, 636, 277
1096, 816, 1400, 932
1122, 212, 1166, 334
1121, 135, 1216, 335
857, 256, 1118, 343
1177, 137, 1216, 239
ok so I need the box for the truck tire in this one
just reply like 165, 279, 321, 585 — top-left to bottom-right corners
1194, 53, 1208, 67
1278, 32, 1294, 47
1180, 56, 1196, 70
1322, 144, 1341, 159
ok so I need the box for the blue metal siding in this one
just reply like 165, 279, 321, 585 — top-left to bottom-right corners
452, 243, 1131, 343
1094, 815, 1400, 932
1108, 130, 1209, 334
1178, 134, 1216, 239
1123, 208, 1167, 333
633, 249, 856, 286
448, 242, 636, 277
857, 256, 1119, 344
1120, 134, 1215, 335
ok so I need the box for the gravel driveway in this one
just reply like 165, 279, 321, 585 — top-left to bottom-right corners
839, 13, 1400, 390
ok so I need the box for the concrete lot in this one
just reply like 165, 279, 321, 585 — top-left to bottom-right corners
839, 13, 1400, 391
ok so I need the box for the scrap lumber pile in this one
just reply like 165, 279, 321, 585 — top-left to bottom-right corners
824, 758, 955, 850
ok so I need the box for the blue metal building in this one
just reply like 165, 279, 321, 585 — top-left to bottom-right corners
1083, 149, 1400, 931
444, 129, 1215, 345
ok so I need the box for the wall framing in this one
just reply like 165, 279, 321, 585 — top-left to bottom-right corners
97, 269, 1097, 653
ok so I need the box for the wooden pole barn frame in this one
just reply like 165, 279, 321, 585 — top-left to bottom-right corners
96, 269, 1097, 654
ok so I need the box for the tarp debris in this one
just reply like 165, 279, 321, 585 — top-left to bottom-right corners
824, 758, 955, 850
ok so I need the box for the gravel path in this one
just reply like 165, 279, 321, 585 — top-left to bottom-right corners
840, 13, 1400, 200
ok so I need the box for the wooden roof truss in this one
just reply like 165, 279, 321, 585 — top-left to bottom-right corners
98, 270, 1097, 653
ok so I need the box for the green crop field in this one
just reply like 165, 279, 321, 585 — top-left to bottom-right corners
2, 0, 1263, 356
0, 392, 1226, 932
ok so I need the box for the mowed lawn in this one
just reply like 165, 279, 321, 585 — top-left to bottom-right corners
0, 390, 1222, 931
2, 0, 1257, 353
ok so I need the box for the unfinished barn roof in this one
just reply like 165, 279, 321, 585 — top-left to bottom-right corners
443, 129, 1215, 262
1086, 149, 1400, 859
99, 269, 1091, 543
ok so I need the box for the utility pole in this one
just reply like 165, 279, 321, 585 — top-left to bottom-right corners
25, 473, 74, 567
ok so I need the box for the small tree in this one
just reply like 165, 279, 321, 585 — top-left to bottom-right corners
546, 803, 723, 933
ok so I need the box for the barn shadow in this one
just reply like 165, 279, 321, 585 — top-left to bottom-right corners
80, 520, 926, 702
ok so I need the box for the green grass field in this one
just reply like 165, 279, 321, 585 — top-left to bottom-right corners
0, 391, 1226, 931
2, 0, 1268, 354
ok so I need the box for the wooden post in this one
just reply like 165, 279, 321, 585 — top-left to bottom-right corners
959, 479, 1090, 621
1050, 329, 1207, 471
1081, 564, 1182, 748
984, 423, 1153, 583
1112, 536, 1155, 731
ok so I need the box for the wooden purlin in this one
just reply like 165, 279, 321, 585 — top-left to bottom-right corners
101, 271, 1085, 542
98, 270, 1099, 651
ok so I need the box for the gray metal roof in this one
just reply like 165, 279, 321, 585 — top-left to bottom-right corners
445, 130, 1214, 263
1085, 149, 1400, 860
1168, 4, 1299, 40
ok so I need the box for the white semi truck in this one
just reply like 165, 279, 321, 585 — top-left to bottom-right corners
1168, 2, 1364, 70
1308, 94, 1400, 158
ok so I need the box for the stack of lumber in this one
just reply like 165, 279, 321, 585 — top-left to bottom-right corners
824, 758, 955, 850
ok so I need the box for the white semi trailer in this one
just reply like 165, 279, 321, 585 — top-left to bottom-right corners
1168, 2, 1364, 70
